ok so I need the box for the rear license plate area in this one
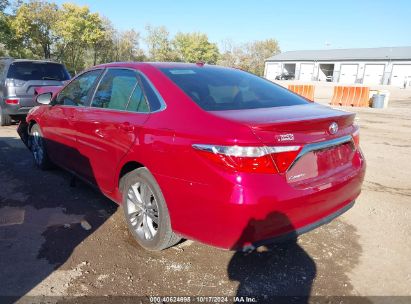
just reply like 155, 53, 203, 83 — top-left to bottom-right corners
286, 142, 354, 184
314, 142, 353, 169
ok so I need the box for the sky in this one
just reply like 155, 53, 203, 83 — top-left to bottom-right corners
53, 0, 411, 52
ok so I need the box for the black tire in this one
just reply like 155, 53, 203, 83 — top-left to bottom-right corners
121, 167, 181, 251
29, 124, 52, 170
0, 107, 12, 126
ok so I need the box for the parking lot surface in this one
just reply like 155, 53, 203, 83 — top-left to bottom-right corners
0, 97, 410, 301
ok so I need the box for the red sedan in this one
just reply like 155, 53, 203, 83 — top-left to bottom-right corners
19, 62, 365, 251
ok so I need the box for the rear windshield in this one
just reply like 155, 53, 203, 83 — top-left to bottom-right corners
160, 66, 308, 111
7, 62, 70, 81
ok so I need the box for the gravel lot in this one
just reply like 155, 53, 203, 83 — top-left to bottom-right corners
0, 96, 410, 303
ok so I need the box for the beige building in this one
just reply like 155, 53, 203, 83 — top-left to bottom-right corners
265, 46, 411, 87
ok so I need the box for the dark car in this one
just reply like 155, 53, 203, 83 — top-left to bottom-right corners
0, 58, 70, 126
275, 73, 295, 80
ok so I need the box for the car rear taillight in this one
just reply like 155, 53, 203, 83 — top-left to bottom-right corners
5, 98, 19, 105
193, 144, 301, 174
269, 147, 302, 172
352, 129, 360, 148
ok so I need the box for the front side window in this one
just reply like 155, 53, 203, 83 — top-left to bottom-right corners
55, 70, 102, 106
160, 66, 309, 111
91, 69, 139, 111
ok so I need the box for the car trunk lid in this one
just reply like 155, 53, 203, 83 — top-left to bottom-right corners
210, 103, 358, 184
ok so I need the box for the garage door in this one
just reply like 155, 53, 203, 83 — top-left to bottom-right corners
299, 63, 314, 81
339, 64, 358, 84
391, 65, 411, 87
363, 64, 385, 85
265, 63, 280, 81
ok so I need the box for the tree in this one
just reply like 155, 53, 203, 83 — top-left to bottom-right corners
145, 25, 176, 62
1, 0, 38, 58
172, 32, 219, 64
0, 0, 9, 12
1, 0, 281, 75
88, 17, 117, 65
0, 0, 9, 56
54, 3, 106, 73
218, 38, 280, 76
217, 38, 243, 67
113, 29, 145, 62
85, 12, 106, 66
244, 39, 280, 76
11, 0, 58, 59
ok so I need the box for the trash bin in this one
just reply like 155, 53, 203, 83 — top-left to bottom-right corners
372, 94, 385, 108
378, 90, 390, 108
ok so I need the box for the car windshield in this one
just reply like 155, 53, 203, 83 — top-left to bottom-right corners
7, 62, 70, 81
160, 66, 308, 111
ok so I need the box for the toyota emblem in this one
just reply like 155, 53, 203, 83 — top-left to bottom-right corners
329, 122, 338, 135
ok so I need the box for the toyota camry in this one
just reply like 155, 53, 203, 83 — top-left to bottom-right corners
18, 62, 366, 251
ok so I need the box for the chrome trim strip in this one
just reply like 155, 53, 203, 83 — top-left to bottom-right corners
288, 135, 354, 171
192, 144, 216, 153
89, 68, 108, 107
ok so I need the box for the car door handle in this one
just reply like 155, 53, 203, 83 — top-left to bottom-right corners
118, 122, 134, 132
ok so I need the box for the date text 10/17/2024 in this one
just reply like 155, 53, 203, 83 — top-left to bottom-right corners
149, 296, 258, 303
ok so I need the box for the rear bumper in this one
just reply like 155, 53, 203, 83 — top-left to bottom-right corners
1, 97, 36, 116
251, 200, 354, 249
156, 151, 366, 250
3, 106, 31, 116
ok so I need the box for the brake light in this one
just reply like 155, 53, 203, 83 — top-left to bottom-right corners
352, 129, 360, 148
5, 98, 19, 105
270, 148, 301, 172
193, 144, 301, 174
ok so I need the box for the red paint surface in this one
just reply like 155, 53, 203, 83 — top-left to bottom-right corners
26, 62, 366, 249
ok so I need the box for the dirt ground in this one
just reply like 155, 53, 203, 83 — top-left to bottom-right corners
0, 96, 410, 303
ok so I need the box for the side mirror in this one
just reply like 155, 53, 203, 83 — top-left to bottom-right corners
36, 92, 52, 105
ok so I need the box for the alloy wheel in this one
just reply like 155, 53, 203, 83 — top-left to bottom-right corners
31, 130, 44, 166
126, 181, 159, 240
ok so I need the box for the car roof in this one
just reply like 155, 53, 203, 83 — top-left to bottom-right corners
93, 62, 229, 70
12, 59, 62, 64
0, 58, 62, 65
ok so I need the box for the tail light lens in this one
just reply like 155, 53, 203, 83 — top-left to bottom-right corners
352, 129, 360, 148
5, 98, 19, 105
269, 148, 301, 172
193, 144, 301, 174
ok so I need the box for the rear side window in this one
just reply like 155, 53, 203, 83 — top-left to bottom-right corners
127, 83, 149, 112
7, 62, 70, 81
92, 69, 138, 111
160, 66, 309, 111
139, 74, 163, 111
